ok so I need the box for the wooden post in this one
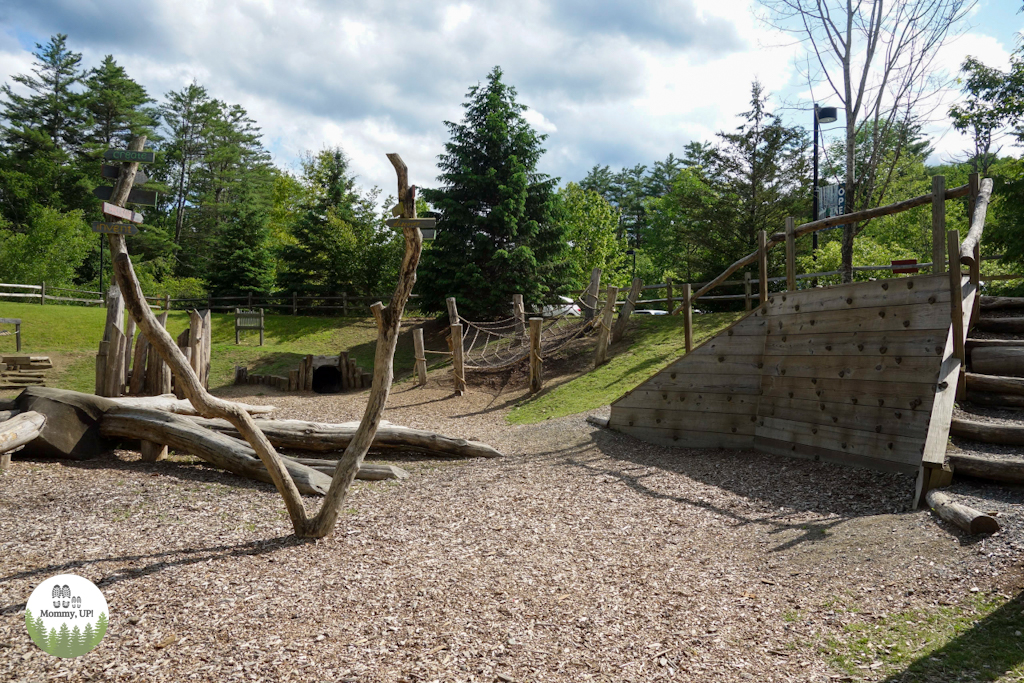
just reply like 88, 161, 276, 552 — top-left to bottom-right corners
450, 323, 466, 396
446, 297, 459, 326
612, 277, 642, 343
969, 172, 980, 225
164, 294, 170, 311
529, 317, 543, 393
292, 291, 297, 316
304, 355, 314, 391
247, 291, 253, 308
95, 341, 108, 396
931, 175, 946, 274
370, 301, 384, 330
413, 327, 428, 386
785, 217, 796, 292
512, 294, 525, 339
124, 316, 136, 383
39, 281, 45, 305
744, 272, 752, 311
259, 308, 264, 346
594, 285, 619, 366
682, 283, 693, 353
758, 230, 768, 304
189, 309, 203, 379
14, 322, 21, 352
342, 291, 348, 317
948, 230, 967, 401
234, 308, 241, 345
665, 278, 674, 314
583, 267, 602, 320
970, 242, 982, 329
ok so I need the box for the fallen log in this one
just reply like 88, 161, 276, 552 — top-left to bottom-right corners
967, 392, 1024, 409
0, 409, 20, 422
185, 416, 504, 459
285, 457, 410, 481
99, 407, 331, 496
950, 417, 1024, 446
975, 317, 1024, 335
14, 387, 118, 460
965, 373, 1024, 396
971, 347, 1024, 377
926, 490, 999, 535
980, 296, 1024, 311
109, 394, 275, 417
948, 452, 1024, 485
0, 411, 46, 471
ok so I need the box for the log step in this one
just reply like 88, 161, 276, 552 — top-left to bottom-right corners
971, 346, 1024, 377
948, 452, 1024, 485
975, 317, 1024, 334
967, 391, 1024, 409
966, 338, 1024, 350
980, 296, 1024, 311
966, 373, 1024, 396
950, 417, 1024, 446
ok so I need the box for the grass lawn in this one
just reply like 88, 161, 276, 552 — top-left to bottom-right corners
507, 310, 744, 424
0, 301, 423, 397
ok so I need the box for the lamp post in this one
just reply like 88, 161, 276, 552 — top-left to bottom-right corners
812, 104, 838, 252
626, 248, 636, 280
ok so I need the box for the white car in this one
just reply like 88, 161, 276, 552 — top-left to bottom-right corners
539, 295, 582, 317
633, 309, 668, 315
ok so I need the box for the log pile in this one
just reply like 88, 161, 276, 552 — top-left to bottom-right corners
4, 387, 502, 493
0, 355, 51, 390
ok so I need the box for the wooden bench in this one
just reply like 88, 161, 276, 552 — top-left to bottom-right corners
235, 308, 264, 345
0, 318, 21, 352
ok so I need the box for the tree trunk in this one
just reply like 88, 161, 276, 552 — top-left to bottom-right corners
185, 416, 503, 458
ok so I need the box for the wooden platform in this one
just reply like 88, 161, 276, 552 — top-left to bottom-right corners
610, 275, 954, 478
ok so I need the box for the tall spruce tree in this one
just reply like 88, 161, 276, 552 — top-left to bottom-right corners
83, 55, 159, 148
207, 178, 276, 295
419, 67, 565, 319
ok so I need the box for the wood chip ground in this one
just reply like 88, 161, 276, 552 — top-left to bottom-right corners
1, 377, 1021, 682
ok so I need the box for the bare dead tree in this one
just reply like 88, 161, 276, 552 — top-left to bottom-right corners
106, 138, 423, 539
760, 0, 974, 281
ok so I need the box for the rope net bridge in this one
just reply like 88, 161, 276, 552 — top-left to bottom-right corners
458, 312, 595, 371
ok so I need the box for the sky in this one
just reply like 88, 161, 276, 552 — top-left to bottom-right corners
0, 0, 1020, 196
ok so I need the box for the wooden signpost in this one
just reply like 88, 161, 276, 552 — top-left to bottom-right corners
93, 185, 157, 206
103, 149, 155, 163
386, 217, 436, 240
101, 202, 144, 224
92, 222, 139, 236
101, 164, 148, 184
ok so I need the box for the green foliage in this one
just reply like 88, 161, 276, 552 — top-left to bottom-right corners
419, 66, 566, 319
556, 182, 628, 288
83, 55, 159, 148
278, 148, 401, 296
207, 179, 276, 295
0, 207, 92, 285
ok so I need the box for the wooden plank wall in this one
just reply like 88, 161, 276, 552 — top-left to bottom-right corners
609, 274, 953, 475
609, 312, 768, 449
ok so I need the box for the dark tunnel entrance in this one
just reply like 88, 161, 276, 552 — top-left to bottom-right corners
312, 365, 343, 394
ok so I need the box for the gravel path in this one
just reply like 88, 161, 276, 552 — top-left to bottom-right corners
1, 378, 1022, 682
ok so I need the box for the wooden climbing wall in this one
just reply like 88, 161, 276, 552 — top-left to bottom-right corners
610, 274, 954, 475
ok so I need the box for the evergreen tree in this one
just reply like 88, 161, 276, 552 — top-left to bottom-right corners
83, 55, 159, 148
69, 625, 84, 657
81, 622, 95, 654
207, 178, 276, 295
48, 627, 58, 654
419, 67, 565, 319
0, 34, 86, 155
159, 82, 216, 246
94, 612, 108, 647
25, 610, 43, 648
56, 622, 71, 658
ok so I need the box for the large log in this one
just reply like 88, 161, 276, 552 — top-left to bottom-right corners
14, 387, 118, 460
965, 373, 1024, 396
975, 317, 1024, 334
926, 489, 999, 535
950, 417, 1024, 445
980, 296, 1024, 311
948, 452, 1024, 485
0, 411, 46, 470
971, 347, 1024, 377
109, 394, 275, 417
99, 407, 331, 496
967, 392, 1024, 409
284, 457, 410, 481
185, 416, 503, 458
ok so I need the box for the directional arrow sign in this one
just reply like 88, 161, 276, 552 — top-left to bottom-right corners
92, 221, 139, 236
100, 164, 148, 185
385, 217, 437, 240
103, 148, 155, 163
93, 185, 157, 206
101, 202, 144, 224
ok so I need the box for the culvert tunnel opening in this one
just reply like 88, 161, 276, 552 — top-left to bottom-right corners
311, 365, 343, 394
